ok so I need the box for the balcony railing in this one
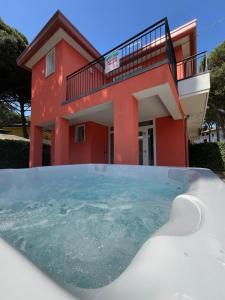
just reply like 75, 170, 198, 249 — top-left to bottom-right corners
66, 18, 176, 102
176, 51, 208, 81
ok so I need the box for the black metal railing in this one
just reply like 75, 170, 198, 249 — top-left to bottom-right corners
66, 18, 176, 102
176, 51, 208, 80
165, 21, 177, 83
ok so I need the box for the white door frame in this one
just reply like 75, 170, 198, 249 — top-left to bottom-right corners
138, 124, 154, 165
139, 126, 149, 165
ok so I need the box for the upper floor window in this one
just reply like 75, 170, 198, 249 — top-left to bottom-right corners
46, 48, 55, 77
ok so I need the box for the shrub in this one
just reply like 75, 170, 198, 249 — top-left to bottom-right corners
0, 140, 50, 169
189, 142, 225, 171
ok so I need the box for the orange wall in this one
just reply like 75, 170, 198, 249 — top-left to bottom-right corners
30, 61, 184, 166
30, 37, 187, 167
69, 121, 108, 164
60, 63, 182, 118
113, 95, 139, 164
155, 116, 187, 167
175, 46, 185, 80
89, 122, 109, 163
175, 45, 184, 62
30, 32, 190, 129
31, 38, 183, 128
31, 40, 90, 125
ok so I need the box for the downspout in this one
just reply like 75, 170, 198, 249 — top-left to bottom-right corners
184, 115, 189, 167
216, 123, 220, 142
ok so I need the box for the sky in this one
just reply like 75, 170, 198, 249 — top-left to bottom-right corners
0, 0, 225, 55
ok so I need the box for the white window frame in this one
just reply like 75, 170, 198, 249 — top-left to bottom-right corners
75, 125, 85, 143
45, 48, 55, 77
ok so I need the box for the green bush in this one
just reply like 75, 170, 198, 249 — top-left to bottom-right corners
189, 142, 225, 171
0, 140, 50, 169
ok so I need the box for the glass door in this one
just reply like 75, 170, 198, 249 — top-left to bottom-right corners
138, 126, 154, 165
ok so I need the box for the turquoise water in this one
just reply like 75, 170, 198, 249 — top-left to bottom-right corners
0, 170, 182, 290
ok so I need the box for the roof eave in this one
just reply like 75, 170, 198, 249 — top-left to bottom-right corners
17, 10, 101, 70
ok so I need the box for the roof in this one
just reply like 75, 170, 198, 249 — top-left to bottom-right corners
0, 134, 50, 145
0, 134, 29, 142
17, 11, 197, 71
17, 10, 101, 70
2, 123, 30, 127
171, 19, 197, 37
171, 19, 197, 57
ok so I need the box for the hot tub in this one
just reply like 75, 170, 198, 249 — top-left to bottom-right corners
0, 164, 225, 300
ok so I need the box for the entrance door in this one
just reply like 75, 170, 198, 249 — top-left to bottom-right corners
138, 126, 154, 165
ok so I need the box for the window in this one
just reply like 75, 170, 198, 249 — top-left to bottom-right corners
76, 125, 85, 143
46, 48, 55, 77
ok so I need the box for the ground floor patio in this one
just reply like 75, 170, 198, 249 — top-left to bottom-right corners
30, 101, 188, 168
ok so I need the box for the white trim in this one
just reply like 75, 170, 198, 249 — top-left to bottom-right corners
170, 19, 196, 35
139, 126, 149, 165
26, 28, 95, 69
138, 124, 154, 166
134, 83, 183, 120
45, 48, 55, 77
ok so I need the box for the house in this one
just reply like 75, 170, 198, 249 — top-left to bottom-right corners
194, 128, 225, 143
1, 124, 30, 138
17, 10, 210, 167
1, 124, 51, 141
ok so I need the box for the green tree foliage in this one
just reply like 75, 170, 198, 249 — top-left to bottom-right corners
206, 41, 225, 139
0, 18, 31, 137
189, 142, 225, 171
0, 102, 21, 127
0, 140, 51, 168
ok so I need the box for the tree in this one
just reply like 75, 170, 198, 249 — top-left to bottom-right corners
0, 18, 31, 138
206, 41, 225, 139
0, 102, 21, 127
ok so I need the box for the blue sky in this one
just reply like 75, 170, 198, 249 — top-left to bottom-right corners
1, 0, 225, 55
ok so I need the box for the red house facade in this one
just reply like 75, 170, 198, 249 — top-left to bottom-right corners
17, 11, 210, 167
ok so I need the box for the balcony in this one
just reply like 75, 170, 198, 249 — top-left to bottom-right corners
177, 51, 210, 138
65, 18, 176, 102
177, 51, 208, 81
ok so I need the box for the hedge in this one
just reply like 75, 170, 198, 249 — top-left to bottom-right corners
0, 140, 50, 169
1, 139, 224, 171
189, 142, 225, 171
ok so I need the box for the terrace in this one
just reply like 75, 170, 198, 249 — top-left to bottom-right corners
65, 18, 207, 103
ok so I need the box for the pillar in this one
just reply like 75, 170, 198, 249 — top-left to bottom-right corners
113, 95, 139, 164
54, 117, 70, 165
